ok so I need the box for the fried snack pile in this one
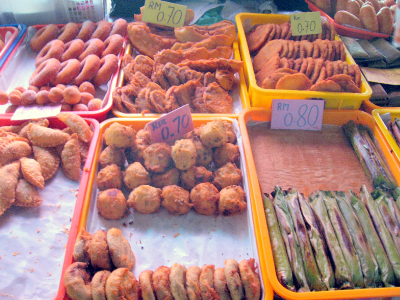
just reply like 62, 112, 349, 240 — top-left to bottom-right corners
95, 119, 246, 220
0, 113, 93, 217
247, 21, 362, 93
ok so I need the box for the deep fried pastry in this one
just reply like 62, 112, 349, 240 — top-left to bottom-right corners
175, 21, 236, 43
180, 166, 213, 191
57, 112, 93, 143
73, 228, 92, 263
92, 270, 111, 300
177, 58, 243, 73
215, 69, 235, 91
224, 259, 244, 300
14, 179, 43, 207
20, 157, 44, 189
171, 139, 197, 171
97, 189, 128, 220
127, 185, 162, 214
106, 268, 139, 300
218, 185, 246, 216
247, 24, 273, 53
107, 227, 136, 269
222, 121, 236, 144
172, 35, 234, 51
99, 145, 126, 168
89, 229, 113, 271
139, 270, 156, 300
151, 167, 181, 189
104, 122, 136, 148
143, 143, 172, 173
161, 185, 192, 215
61, 134, 81, 181
97, 164, 123, 191
253, 40, 283, 72
239, 259, 261, 300
214, 267, 231, 300
191, 136, 213, 167
63, 262, 92, 300
308, 79, 342, 92
170, 263, 188, 300
186, 266, 201, 300
152, 266, 173, 300
275, 73, 312, 90
200, 264, 218, 300
123, 162, 151, 190
27, 123, 70, 147
0, 140, 32, 165
213, 163, 242, 190
213, 143, 240, 168
32, 146, 60, 181
199, 119, 228, 148
190, 182, 219, 216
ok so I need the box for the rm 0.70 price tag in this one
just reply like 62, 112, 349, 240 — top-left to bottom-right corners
142, 0, 187, 28
271, 99, 325, 131
290, 11, 322, 36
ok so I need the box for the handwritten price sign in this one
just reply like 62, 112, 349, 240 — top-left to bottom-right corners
271, 99, 324, 131
146, 104, 194, 143
11, 104, 61, 121
290, 11, 322, 36
142, 0, 187, 28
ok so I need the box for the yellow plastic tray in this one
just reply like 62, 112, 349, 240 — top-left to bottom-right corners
235, 13, 372, 110
111, 40, 250, 118
239, 107, 400, 300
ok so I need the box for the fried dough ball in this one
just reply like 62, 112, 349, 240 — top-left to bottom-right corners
125, 129, 151, 164
213, 162, 242, 190
199, 119, 228, 148
127, 185, 161, 214
64, 262, 93, 300
171, 139, 197, 171
190, 182, 219, 215
151, 167, 180, 189
213, 143, 240, 168
191, 136, 213, 167
97, 163, 123, 191
180, 166, 214, 191
106, 268, 139, 300
104, 122, 136, 148
143, 143, 172, 173
99, 145, 126, 168
97, 188, 128, 220
218, 185, 246, 216
123, 162, 151, 190
161, 185, 192, 215
223, 120, 236, 144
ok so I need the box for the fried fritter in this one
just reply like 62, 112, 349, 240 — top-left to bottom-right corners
152, 266, 173, 300
104, 122, 136, 148
73, 228, 92, 263
143, 143, 172, 173
213, 143, 240, 168
171, 139, 197, 171
99, 145, 126, 168
106, 268, 139, 300
63, 262, 92, 300
239, 259, 261, 300
170, 263, 188, 300
180, 166, 213, 191
97, 188, 128, 220
214, 267, 231, 300
213, 163, 242, 190
107, 227, 136, 269
127, 185, 162, 214
123, 162, 151, 190
97, 164, 123, 191
161, 185, 193, 215
199, 119, 228, 148
92, 270, 111, 300
200, 264, 218, 300
186, 266, 201, 300
89, 229, 113, 271
190, 182, 219, 216
224, 259, 244, 300
139, 270, 156, 300
218, 185, 246, 216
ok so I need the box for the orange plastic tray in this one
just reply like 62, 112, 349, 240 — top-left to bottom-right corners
239, 107, 400, 299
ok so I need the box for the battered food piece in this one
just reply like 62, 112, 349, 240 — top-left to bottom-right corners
73, 227, 92, 263
97, 163, 123, 191
161, 185, 193, 215
89, 229, 113, 270
223, 121, 236, 144
92, 270, 111, 300
14, 179, 43, 207
200, 264, 218, 300
61, 133, 82, 181
123, 162, 151, 190
126, 129, 151, 164
63, 262, 93, 300
27, 123, 70, 147
0, 140, 32, 165
180, 166, 213, 191
30, 24, 59, 51
143, 143, 172, 173
238, 259, 261, 300
171, 139, 197, 171
190, 182, 220, 216
199, 119, 228, 148
20, 157, 44, 189
218, 185, 246, 216
152, 266, 173, 300
151, 167, 181, 189
224, 259, 244, 300
97, 188, 128, 220
204, 82, 233, 114
139, 270, 156, 300
127, 185, 162, 214
170, 263, 188, 300
214, 267, 231, 300
99, 145, 126, 168
186, 266, 202, 300
213, 143, 240, 168
106, 268, 139, 300
104, 122, 136, 148
106, 227, 136, 269
191, 136, 213, 167
212, 163, 242, 190
58, 112, 93, 143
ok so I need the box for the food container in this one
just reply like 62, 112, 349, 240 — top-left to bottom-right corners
111, 40, 250, 118
56, 116, 273, 300
0, 115, 100, 299
0, 23, 124, 121
305, 0, 391, 40
0, 24, 27, 69
235, 13, 372, 110
239, 107, 400, 299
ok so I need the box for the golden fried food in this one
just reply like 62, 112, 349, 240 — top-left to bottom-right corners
143, 143, 172, 173
161, 185, 192, 215
186, 266, 201, 300
104, 122, 136, 148
92, 270, 111, 300
89, 229, 113, 271
191, 136, 213, 167
224, 259, 244, 300
0, 140, 32, 165
97, 189, 128, 220
107, 227, 136, 269
58, 112, 93, 143
126, 129, 151, 164
123, 162, 151, 190
172, 34, 234, 51
275, 73, 312, 90
63, 262, 93, 300
151, 167, 181, 189
308, 79, 342, 92
213, 163, 242, 190
99, 145, 126, 168
180, 166, 214, 191
200, 264, 219, 300
32, 146, 60, 181
152, 266, 173, 300
27, 123, 70, 147
169, 263, 188, 300
139, 270, 156, 300
171, 139, 197, 171
73, 228, 92, 263
177, 58, 243, 73
203, 82, 233, 114
18, 118, 50, 139
239, 259, 261, 300
213, 143, 240, 168
190, 182, 219, 216
106, 268, 139, 300
14, 179, 43, 207
214, 267, 231, 300
218, 185, 246, 216
97, 163, 123, 191
199, 119, 228, 148
215, 69, 235, 91
222, 121, 236, 144
20, 157, 44, 189
61, 134, 81, 181
253, 40, 283, 72
127, 185, 162, 214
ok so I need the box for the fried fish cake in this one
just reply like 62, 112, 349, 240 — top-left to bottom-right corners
127, 185, 162, 214
161, 185, 193, 215
151, 167, 181, 189
218, 185, 247, 216
143, 143, 172, 173
123, 162, 151, 190
190, 182, 219, 216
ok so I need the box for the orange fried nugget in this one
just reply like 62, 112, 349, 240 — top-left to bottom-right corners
275, 73, 312, 90
0, 161, 20, 216
309, 79, 343, 92
61, 134, 81, 181
20, 157, 44, 189
57, 112, 93, 143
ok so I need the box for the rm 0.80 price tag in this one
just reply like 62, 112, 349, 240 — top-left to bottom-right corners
142, 0, 187, 28
271, 99, 324, 131
290, 11, 322, 36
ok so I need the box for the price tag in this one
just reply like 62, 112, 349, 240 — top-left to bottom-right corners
146, 104, 194, 143
11, 104, 62, 121
290, 11, 322, 36
142, 0, 187, 28
271, 99, 324, 131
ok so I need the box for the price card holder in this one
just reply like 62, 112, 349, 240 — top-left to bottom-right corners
146, 104, 194, 143
142, 0, 187, 28
271, 99, 324, 131
11, 105, 62, 121
290, 11, 322, 36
